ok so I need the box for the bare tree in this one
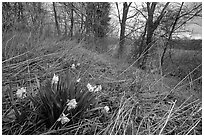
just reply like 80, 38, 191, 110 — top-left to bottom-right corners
160, 2, 184, 66
116, 2, 132, 58
70, 3, 74, 39
137, 2, 169, 69
53, 2, 60, 36
160, 2, 202, 66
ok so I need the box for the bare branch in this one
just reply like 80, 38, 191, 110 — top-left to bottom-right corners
179, 4, 202, 18
128, 2, 132, 8
133, 7, 148, 20
153, 2, 170, 29
115, 2, 122, 25
127, 11, 139, 20
150, 2, 157, 12
176, 8, 202, 30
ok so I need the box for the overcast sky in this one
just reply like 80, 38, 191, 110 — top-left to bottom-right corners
186, 17, 202, 39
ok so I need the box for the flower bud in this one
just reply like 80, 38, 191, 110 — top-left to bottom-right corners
52, 73, 59, 84
67, 99, 77, 110
71, 64, 76, 69
16, 87, 26, 98
57, 113, 70, 124
104, 106, 110, 113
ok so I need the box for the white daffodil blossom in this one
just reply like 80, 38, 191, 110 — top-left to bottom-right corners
71, 64, 76, 69
87, 83, 102, 92
57, 113, 70, 124
16, 87, 27, 98
94, 85, 102, 92
76, 78, 81, 83
52, 73, 59, 85
67, 99, 77, 110
104, 106, 110, 113
87, 83, 96, 92
76, 63, 80, 66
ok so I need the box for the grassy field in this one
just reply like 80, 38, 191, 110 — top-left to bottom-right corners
2, 33, 202, 135
162, 47, 202, 101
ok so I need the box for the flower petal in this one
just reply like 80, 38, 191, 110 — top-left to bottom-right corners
76, 78, 81, 82
52, 73, 59, 84
61, 116, 70, 124
67, 99, 77, 110
104, 106, 110, 113
71, 64, 76, 69
16, 87, 26, 98
94, 85, 102, 92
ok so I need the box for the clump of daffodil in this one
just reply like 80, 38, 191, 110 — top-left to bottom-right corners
57, 113, 70, 125
52, 73, 59, 85
67, 99, 77, 111
16, 87, 27, 99
87, 83, 102, 93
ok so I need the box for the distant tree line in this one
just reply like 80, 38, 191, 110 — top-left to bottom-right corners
2, 2, 111, 40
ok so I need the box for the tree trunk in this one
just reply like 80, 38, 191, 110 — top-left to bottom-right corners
139, 2, 169, 69
52, 2, 60, 36
138, 2, 155, 68
138, 23, 147, 57
117, 2, 131, 58
134, 23, 147, 67
64, 14, 67, 36
160, 2, 184, 66
70, 3, 74, 39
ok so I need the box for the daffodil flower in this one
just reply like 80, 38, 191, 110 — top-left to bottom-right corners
94, 85, 102, 92
104, 106, 110, 113
87, 83, 96, 92
67, 99, 77, 110
76, 78, 81, 83
52, 73, 59, 85
16, 87, 27, 98
57, 113, 70, 124
76, 63, 80, 66
71, 64, 76, 69
87, 83, 102, 92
